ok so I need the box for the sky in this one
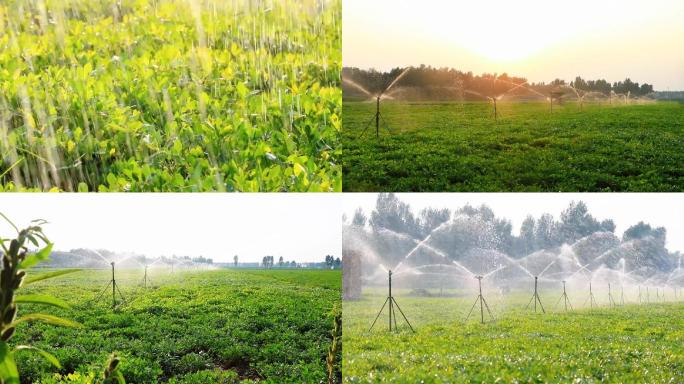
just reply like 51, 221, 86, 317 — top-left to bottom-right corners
0, 194, 342, 263
343, 193, 684, 253
343, 0, 684, 90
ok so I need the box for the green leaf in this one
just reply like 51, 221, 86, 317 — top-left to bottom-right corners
18, 242, 53, 269
77, 182, 89, 192
14, 345, 61, 369
24, 269, 81, 285
9, 313, 83, 329
0, 341, 19, 384
15, 295, 70, 309
236, 82, 249, 99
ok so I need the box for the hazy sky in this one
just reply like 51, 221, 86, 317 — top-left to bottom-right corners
0, 194, 342, 263
343, 193, 684, 253
344, 0, 684, 90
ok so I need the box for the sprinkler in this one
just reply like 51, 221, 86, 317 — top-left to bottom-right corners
360, 96, 390, 139
525, 276, 545, 313
142, 265, 151, 288
465, 276, 495, 324
358, 68, 411, 139
369, 270, 415, 333
608, 283, 616, 307
555, 280, 573, 311
94, 262, 126, 308
584, 281, 598, 308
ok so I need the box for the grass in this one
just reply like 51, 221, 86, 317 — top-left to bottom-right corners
14, 268, 341, 383
0, 0, 341, 192
341, 101, 684, 191
343, 288, 684, 383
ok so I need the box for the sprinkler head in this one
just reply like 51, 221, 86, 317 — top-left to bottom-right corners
476, 275, 483, 280
111, 262, 115, 267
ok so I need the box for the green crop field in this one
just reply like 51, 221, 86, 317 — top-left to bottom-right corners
14, 268, 341, 383
0, 0, 341, 192
343, 289, 684, 383
342, 101, 684, 192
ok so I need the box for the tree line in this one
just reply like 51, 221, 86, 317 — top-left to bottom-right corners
343, 65, 654, 100
229, 254, 341, 269
346, 194, 678, 271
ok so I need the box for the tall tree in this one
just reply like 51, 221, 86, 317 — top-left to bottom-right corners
520, 215, 536, 255
352, 208, 367, 227
370, 193, 420, 237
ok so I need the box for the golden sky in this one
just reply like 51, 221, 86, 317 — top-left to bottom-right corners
343, 0, 684, 90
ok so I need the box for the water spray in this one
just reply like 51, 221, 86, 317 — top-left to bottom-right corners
465, 276, 495, 324
369, 270, 415, 333
555, 280, 573, 311
525, 276, 545, 313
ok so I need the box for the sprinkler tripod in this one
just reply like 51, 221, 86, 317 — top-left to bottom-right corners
94, 262, 126, 308
465, 276, 495, 324
141, 265, 151, 288
369, 270, 415, 333
608, 283, 616, 307
555, 280, 573, 311
584, 281, 598, 308
359, 96, 392, 139
525, 276, 545, 313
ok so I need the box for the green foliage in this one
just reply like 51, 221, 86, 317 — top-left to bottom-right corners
0, 0, 341, 192
15, 269, 341, 383
342, 101, 684, 191
343, 290, 684, 383
0, 214, 81, 383
326, 305, 342, 384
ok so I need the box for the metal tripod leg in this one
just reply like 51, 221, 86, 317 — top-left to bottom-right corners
465, 296, 480, 322
115, 282, 126, 304
379, 114, 392, 134
94, 281, 113, 302
369, 297, 389, 332
391, 297, 415, 333
358, 114, 376, 139
481, 296, 494, 321
536, 295, 546, 313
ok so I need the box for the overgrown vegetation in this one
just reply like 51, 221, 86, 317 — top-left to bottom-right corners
0, 0, 341, 191
15, 269, 341, 383
342, 101, 684, 191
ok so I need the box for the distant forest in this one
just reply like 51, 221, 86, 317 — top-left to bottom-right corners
343, 65, 655, 101
345, 194, 680, 275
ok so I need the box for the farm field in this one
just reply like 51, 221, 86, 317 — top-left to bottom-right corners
0, 0, 341, 192
15, 268, 341, 383
342, 288, 684, 383
341, 101, 684, 192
